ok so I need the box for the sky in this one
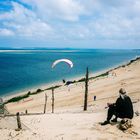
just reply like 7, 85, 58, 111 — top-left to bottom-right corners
0, 0, 140, 49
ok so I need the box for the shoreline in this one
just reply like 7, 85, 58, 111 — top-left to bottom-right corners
3, 55, 140, 103
0, 63, 123, 100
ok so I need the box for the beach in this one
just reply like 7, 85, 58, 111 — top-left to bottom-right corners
0, 57, 140, 140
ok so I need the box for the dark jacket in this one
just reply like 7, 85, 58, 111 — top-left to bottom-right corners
115, 95, 134, 119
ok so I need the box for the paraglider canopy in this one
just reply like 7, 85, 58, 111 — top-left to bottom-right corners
52, 59, 73, 68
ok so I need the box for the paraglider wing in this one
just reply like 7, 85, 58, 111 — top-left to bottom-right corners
52, 59, 73, 68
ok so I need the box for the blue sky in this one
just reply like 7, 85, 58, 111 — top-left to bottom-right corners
0, 0, 140, 49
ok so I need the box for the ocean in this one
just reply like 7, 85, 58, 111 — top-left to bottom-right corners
0, 49, 140, 96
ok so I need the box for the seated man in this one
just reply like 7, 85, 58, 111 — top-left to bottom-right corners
101, 88, 134, 125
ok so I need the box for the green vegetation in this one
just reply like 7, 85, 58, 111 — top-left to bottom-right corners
89, 72, 109, 80
5, 85, 62, 104
27, 91, 31, 95
78, 71, 109, 82
5, 93, 29, 104
46, 85, 61, 90
36, 88, 42, 93
127, 57, 140, 66
5, 89, 43, 104
5, 71, 109, 104
78, 78, 85, 82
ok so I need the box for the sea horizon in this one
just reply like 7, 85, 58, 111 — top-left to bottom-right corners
0, 49, 140, 97
0, 48, 140, 51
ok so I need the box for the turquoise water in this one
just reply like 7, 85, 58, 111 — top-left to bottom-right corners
0, 49, 140, 96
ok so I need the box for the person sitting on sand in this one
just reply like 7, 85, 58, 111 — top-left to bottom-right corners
101, 88, 134, 125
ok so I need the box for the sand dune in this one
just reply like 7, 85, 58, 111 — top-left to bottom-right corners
0, 57, 140, 140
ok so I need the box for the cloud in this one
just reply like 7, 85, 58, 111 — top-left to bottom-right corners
0, 28, 14, 36
21, 0, 86, 21
0, 1, 53, 38
77, 0, 140, 40
0, 0, 140, 48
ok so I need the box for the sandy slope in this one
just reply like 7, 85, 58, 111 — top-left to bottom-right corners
0, 110, 140, 140
0, 58, 140, 140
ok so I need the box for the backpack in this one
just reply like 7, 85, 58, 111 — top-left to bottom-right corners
119, 119, 132, 130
